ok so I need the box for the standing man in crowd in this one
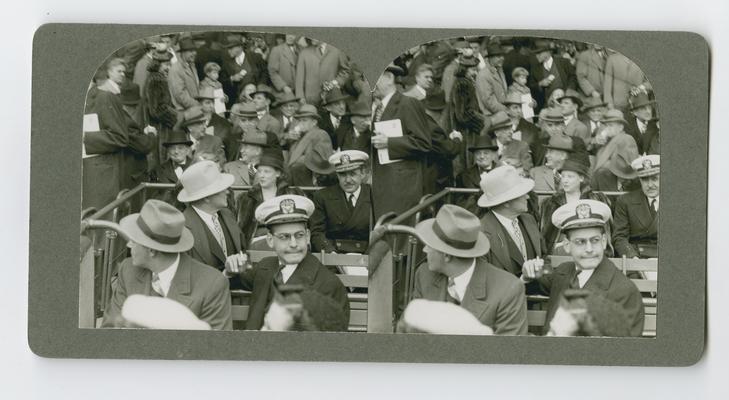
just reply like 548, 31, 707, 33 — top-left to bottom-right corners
591, 109, 640, 191
336, 101, 372, 154
603, 49, 652, 112
168, 38, 200, 111
529, 42, 577, 110
267, 34, 299, 99
475, 43, 508, 124
296, 39, 349, 106
403, 63, 434, 100
575, 43, 607, 103
488, 111, 533, 171
625, 91, 660, 155
522, 199, 645, 336
613, 155, 660, 258
412, 204, 528, 335
286, 104, 334, 186
559, 89, 590, 144
318, 87, 350, 148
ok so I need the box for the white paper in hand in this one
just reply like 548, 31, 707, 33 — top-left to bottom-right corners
82, 113, 100, 158
374, 119, 403, 165
213, 89, 226, 114
520, 94, 534, 120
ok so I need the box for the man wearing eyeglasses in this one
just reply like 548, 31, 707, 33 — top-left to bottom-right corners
521, 199, 644, 336
239, 194, 350, 330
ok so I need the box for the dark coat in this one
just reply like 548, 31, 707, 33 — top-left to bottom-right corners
455, 164, 493, 215
318, 110, 351, 150
222, 50, 269, 102
335, 124, 371, 155
204, 113, 234, 161
528, 258, 645, 337
528, 56, 577, 110
102, 254, 233, 330
244, 253, 350, 330
624, 116, 660, 155
371, 91, 432, 219
310, 184, 372, 253
149, 158, 191, 210
424, 113, 461, 194
182, 206, 245, 272
613, 190, 659, 258
479, 211, 547, 276
413, 258, 529, 335
236, 181, 305, 245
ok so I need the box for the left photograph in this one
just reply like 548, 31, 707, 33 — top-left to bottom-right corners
79, 30, 373, 332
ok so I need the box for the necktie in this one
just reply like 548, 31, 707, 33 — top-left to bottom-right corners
650, 199, 657, 218
283, 116, 290, 131
333, 116, 340, 129
570, 270, 582, 289
592, 122, 599, 136
151, 272, 164, 297
348, 193, 356, 209
511, 219, 527, 260
553, 169, 562, 189
274, 265, 285, 286
211, 214, 228, 255
374, 102, 384, 122
447, 277, 460, 304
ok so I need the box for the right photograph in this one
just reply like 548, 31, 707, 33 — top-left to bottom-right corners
367, 35, 658, 338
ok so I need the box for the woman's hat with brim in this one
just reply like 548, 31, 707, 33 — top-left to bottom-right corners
294, 104, 321, 120
415, 204, 491, 258
119, 199, 194, 253
321, 88, 350, 106
558, 158, 590, 177
177, 160, 235, 203
478, 165, 535, 208
255, 151, 285, 171
551, 199, 612, 232
468, 135, 498, 152
304, 143, 336, 175
163, 130, 193, 147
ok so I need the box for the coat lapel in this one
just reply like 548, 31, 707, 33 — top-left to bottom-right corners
481, 212, 511, 271
520, 214, 541, 257
286, 253, 319, 286
583, 258, 616, 292
460, 260, 491, 320
185, 207, 226, 264
167, 255, 193, 306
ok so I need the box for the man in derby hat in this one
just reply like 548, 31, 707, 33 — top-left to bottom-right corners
412, 204, 528, 335
310, 150, 372, 254
168, 38, 200, 111
102, 199, 233, 330
221, 37, 268, 105
528, 42, 577, 110
238, 195, 350, 330
177, 160, 247, 282
522, 199, 644, 336
529, 134, 574, 192
223, 129, 268, 189
196, 87, 233, 149
475, 43, 509, 119
403, 63, 434, 100
591, 109, 640, 191
336, 100, 372, 154
267, 34, 299, 99
455, 135, 498, 214
485, 111, 533, 170
558, 88, 590, 144
370, 63, 432, 221
478, 165, 548, 277
286, 104, 334, 187
319, 87, 351, 148
624, 91, 660, 154
151, 130, 193, 184
613, 154, 660, 258
179, 105, 208, 148
503, 91, 540, 149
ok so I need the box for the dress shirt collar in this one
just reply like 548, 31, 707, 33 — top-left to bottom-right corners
155, 254, 180, 297
543, 56, 554, 70
380, 90, 395, 111
576, 268, 594, 289
344, 186, 362, 204
450, 259, 476, 302
280, 263, 298, 284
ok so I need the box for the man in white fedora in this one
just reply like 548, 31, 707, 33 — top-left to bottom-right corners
178, 160, 247, 280
478, 165, 548, 276
102, 199, 232, 330
411, 204, 528, 335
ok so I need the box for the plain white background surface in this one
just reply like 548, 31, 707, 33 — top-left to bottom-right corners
2, 1, 727, 398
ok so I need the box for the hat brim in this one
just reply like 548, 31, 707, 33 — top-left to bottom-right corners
335, 162, 366, 173
487, 122, 513, 134
561, 218, 607, 232
636, 168, 660, 178
582, 102, 608, 111
630, 100, 656, 110
182, 117, 207, 127
264, 215, 310, 226
119, 214, 194, 253
294, 113, 320, 120
608, 163, 638, 180
322, 94, 350, 106
305, 160, 335, 175
177, 173, 235, 203
274, 98, 301, 107
163, 141, 193, 147
468, 146, 498, 152
478, 179, 535, 208
415, 219, 490, 258
544, 145, 574, 153
557, 95, 583, 107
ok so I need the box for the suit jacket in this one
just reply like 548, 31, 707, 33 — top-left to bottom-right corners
455, 164, 494, 215
624, 116, 660, 155
514, 118, 540, 149
564, 116, 591, 144
613, 190, 659, 258
183, 207, 245, 272
295, 45, 348, 105
223, 160, 253, 187
412, 258, 529, 335
310, 184, 372, 252
603, 52, 651, 111
575, 48, 607, 99
222, 50, 269, 102
592, 132, 639, 180
245, 253, 350, 330
529, 165, 557, 192
318, 110, 350, 149
475, 63, 508, 116
528, 56, 577, 110
335, 124, 371, 155
529, 258, 645, 336
102, 254, 233, 330
267, 43, 298, 95
424, 113, 461, 194
371, 91, 432, 219
168, 60, 200, 110
480, 211, 547, 276
206, 113, 234, 157
287, 127, 333, 186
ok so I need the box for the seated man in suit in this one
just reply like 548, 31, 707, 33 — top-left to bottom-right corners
223, 129, 267, 188
558, 89, 590, 144
591, 109, 640, 191
486, 111, 533, 171
412, 204, 528, 335
228, 101, 281, 161
197, 87, 233, 147
336, 100, 372, 155
102, 199, 232, 330
522, 199, 645, 336
286, 104, 335, 187
503, 92, 540, 149
456, 135, 499, 215
177, 160, 247, 281
625, 91, 660, 155
478, 165, 547, 276
150, 130, 193, 209
529, 135, 574, 192
310, 150, 372, 254
613, 155, 660, 258
579, 97, 608, 154
318, 88, 350, 148
237, 194, 350, 330
270, 92, 301, 148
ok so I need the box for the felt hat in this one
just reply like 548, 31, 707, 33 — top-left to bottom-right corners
120, 82, 141, 106
181, 106, 207, 127
255, 151, 285, 171
532, 43, 552, 55
608, 154, 638, 180
321, 87, 350, 106
254, 194, 315, 226
162, 130, 193, 147
238, 129, 268, 147
415, 204, 491, 258
478, 165, 535, 208
631, 154, 660, 178
195, 86, 217, 101
601, 109, 628, 125
544, 134, 575, 152
230, 102, 258, 118
177, 160, 235, 202
384, 64, 405, 77
458, 55, 479, 67
304, 143, 336, 175
581, 97, 608, 112
347, 100, 372, 117
252, 84, 275, 101
400, 299, 494, 335
329, 150, 369, 173
178, 38, 197, 52
121, 295, 210, 330
485, 43, 504, 57
558, 157, 591, 177
557, 89, 584, 108
540, 107, 566, 123
487, 111, 513, 134
423, 88, 447, 111
294, 104, 320, 120
629, 91, 656, 110
223, 37, 244, 49
503, 92, 524, 106
551, 199, 612, 232
468, 135, 498, 152
274, 92, 301, 107
119, 199, 194, 252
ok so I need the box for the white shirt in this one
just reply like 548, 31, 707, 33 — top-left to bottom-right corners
636, 118, 648, 134
174, 166, 184, 179
647, 195, 659, 211
564, 114, 575, 125
330, 114, 341, 129
379, 91, 396, 113
155, 254, 180, 297
191, 206, 226, 251
543, 56, 554, 71
280, 264, 298, 283
257, 110, 266, 119
449, 260, 476, 302
344, 186, 362, 207
235, 52, 246, 66
414, 85, 427, 98
492, 211, 527, 256
496, 139, 507, 156
590, 120, 600, 133
352, 126, 361, 138
476, 53, 487, 70
576, 268, 595, 289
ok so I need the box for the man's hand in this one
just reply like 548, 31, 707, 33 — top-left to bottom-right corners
521, 257, 545, 281
449, 130, 463, 142
591, 91, 601, 99
143, 125, 158, 135
283, 86, 293, 95
223, 252, 249, 277
371, 133, 389, 149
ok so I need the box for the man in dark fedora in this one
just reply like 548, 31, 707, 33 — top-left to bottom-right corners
304, 141, 336, 187
522, 199, 644, 336
529, 135, 574, 192
310, 150, 372, 254
503, 91, 540, 151
177, 160, 247, 281
528, 43, 577, 110
102, 199, 233, 330
613, 154, 660, 258
318, 87, 351, 148
412, 204, 528, 335
475, 43, 509, 119
223, 129, 268, 188
197, 86, 233, 147
287, 104, 335, 187
228, 101, 281, 160
168, 38, 200, 111
591, 109, 640, 191
336, 100, 372, 155
624, 91, 660, 155
579, 97, 608, 150
270, 92, 301, 142
487, 111, 533, 170
478, 165, 548, 276
222, 37, 268, 104
558, 89, 590, 144
422, 88, 462, 194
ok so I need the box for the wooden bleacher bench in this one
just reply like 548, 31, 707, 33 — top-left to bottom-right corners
229, 251, 369, 332
526, 256, 658, 337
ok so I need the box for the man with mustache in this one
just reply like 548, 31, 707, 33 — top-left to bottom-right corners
613, 155, 660, 258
